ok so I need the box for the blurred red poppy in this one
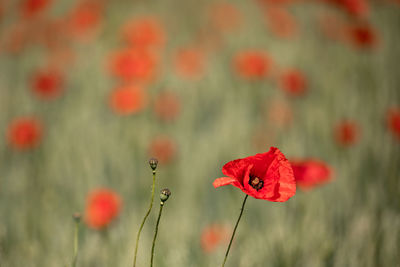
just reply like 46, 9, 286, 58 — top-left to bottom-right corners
252, 129, 276, 150
279, 69, 307, 96
213, 147, 296, 202
2, 22, 30, 53
200, 223, 230, 253
257, 0, 298, 7
324, 0, 369, 18
291, 159, 332, 190
154, 91, 181, 121
174, 47, 206, 80
148, 136, 177, 164
209, 2, 242, 33
346, 23, 379, 49
21, 0, 52, 18
67, 1, 103, 41
233, 50, 273, 80
194, 27, 223, 53
318, 13, 347, 41
121, 16, 165, 49
109, 85, 148, 115
386, 107, 400, 140
266, 99, 293, 128
334, 120, 360, 146
7, 117, 43, 150
109, 48, 157, 83
85, 188, 122, 230
32, 18, 68, 50
47, 46, 76, 68
264, 6, 298, 39
31, 68, 64, 100
342, 0, 369, 17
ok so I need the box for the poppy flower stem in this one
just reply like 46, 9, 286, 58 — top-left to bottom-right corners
221, 194, 249, 267
71, 213, 81, 267
133, 169, 157, 267
150, 202, 164, 267
150, 188, 171, 267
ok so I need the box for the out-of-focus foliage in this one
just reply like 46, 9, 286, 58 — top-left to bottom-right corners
0, 0, 399, 266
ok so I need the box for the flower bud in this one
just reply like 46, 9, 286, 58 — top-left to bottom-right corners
149, 158, 158, 171
72, 212, 82, 223
160, 188, 171, 202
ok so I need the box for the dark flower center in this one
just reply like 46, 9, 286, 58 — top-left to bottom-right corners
249, 176, 264, 190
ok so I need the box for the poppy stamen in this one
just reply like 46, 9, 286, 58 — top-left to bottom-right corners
249, 176, 264, 190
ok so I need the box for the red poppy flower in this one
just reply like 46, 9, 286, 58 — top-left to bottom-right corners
7, 117, 43, 150
200, 223, 230, 253
209, 2, 242, 33
386, 107, 400, 140
153, 91, 181, 121
233, 50, 273, 80
21, 0, 51, 18
31, 68, 64, 100
109, 48, 157, 83
148, 136, 177, 164
291, 159, 332, 190
174, 47, 206, 80
109, 85, 148, 115
67, 1, 103, 41
334, 120, 360, 146
121, 16, 165, 49
85, 188, 122, 230
264, 7, 298, 39
213, 147, 296, 202
346, 23, 379, 49
279, 69, 307, 96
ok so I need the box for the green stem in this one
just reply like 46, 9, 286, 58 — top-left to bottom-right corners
150, 202, 164, 267
72, 221, 79, 267
221, 194, 249, 267
133, 171, 156, 267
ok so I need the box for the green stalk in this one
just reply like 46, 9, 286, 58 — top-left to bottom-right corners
221, 194, 249, 267
150, 202, 164, 267
133, 170, 156, 267
72, 213, 81, 267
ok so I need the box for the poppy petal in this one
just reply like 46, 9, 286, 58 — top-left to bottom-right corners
262, 150, 296, 201
222, 158, 250, 184
213, 177, 242, 189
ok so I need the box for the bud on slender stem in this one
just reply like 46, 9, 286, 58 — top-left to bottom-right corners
150, 189, 171, 267
149, 158, 158, 172
160, 188, 171, 203
133, 158, 159, 267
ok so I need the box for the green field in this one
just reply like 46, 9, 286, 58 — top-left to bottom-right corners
0, 0, 399, 266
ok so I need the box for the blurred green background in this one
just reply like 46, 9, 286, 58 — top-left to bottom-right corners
0, 0, 399, 266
